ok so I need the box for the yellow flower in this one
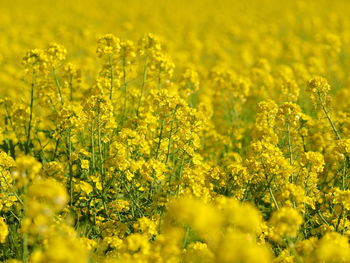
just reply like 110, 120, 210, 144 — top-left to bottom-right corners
0, 217, 8, 243
316, 232, 350, 262
81, 159, 90, 170
268, 207, 303, 243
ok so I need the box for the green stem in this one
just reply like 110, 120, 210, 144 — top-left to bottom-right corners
166, 106, 178, 164
69, 74, 73, 101
68, 131, 73, 206
25, 70, 35, 154
122, 57, 127, 120
335, 205, 344, 232
91, 124, 95, 171
157, 69, 162, 89
155, 119, 165, 160
22, 184, 28, 263
287, 123, 293, 165
287, 123, 294, 183
317, 211, 329, 226
97, 104, 108, 216
136, 57, 148, 116
269, 187, 279, 210
182, 226, 190, 248
109, 56, 114, 101
53, 68, 64, 105
318, 92, 341, 140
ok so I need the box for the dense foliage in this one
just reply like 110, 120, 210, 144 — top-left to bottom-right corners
1, 0, 350, 262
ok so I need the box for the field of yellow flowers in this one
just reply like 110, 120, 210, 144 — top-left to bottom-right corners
2, 0, 350, 262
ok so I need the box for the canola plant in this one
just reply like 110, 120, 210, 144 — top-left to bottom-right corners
1, 0, 350, 262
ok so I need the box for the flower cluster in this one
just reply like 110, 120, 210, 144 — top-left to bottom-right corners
2, 0, 350, 262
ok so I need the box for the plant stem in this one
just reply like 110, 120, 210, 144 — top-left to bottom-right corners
109, 56, 114, 101
25, 70, 35, 154
269, 187, 279, 210
166, 106, 178, 164
122, 57, 127, 120
53, 68, 64, 105
68, 131, 73, 206
155, 119, 165, 160
136, 57, 148, 116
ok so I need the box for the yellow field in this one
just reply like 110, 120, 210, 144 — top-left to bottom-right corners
1, 0, 350, 262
